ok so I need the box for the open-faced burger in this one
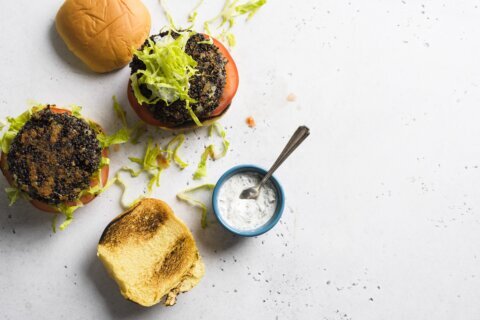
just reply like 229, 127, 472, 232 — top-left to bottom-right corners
128, 30, 239, 130
0, 106, 110, 229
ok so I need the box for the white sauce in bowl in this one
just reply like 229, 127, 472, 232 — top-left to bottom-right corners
217, 172, 277, 230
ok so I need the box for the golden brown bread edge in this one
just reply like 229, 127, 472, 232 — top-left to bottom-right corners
97, 198, 205, 307
55, 0, 151, 73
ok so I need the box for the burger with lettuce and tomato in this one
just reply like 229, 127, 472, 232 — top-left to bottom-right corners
0, 106, 114, 230
128, 30, 239, 130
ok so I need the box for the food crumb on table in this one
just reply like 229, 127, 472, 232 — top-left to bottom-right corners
246, 116, 256, 128
286, 93, 297, 102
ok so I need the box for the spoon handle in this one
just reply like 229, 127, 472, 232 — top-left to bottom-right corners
260, 125, 310, 186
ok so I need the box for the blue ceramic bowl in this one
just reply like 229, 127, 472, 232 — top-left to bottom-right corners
212, 165, 285, 237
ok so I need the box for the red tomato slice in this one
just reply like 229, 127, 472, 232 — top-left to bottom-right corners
210, 37, 239, 116
128, 34, 239, 127
0, 107, 109, 213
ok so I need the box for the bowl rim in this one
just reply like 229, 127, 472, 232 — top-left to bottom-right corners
212, 164, 285, 237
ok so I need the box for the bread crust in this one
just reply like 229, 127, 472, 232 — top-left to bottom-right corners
97, 198, 205, 307
56, 0, 151, 73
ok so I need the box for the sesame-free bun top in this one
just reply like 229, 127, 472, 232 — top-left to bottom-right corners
55, 0, 151, 73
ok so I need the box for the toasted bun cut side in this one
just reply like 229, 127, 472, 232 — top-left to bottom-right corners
97, 198, 205, 307
56, 0, 151, 73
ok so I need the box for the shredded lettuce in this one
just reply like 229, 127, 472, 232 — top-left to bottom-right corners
114, 171, 145, 209
113, 96, 128, 127
187, 0, 205, 25
5, 187, 21, 206
1, 106, 43, 154
193, 145, 214, 180
159, 0, 177, 29
130, 32, 203, 126
114, 134, 188, 207
204, 0, 267, 46
226, 33, 236, 47
95, 96, 132, 148
56, 203, 82, 231
71, 105, 82, 118
193, 123, 230, 179
97, 127, 130, 148
166, 134, 188, 169
128, 138, 166, 194
177, 183, 215, 228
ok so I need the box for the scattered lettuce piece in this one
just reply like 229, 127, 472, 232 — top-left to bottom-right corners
188, 0, 204, 24
159, 0, 177, 29
113, 96, 128, 127
166, 134, 188, 169
5, 187, 21, 206
209, 122, 230, 159
226, 33, 236, 47
194, 123, 230, 179
114, 134, 189, 207
56, 202, 83, 231
114, 171, 145, 209
193, 145, 215, 180
95, 96, 133, 148
71, 105, 82, 118
176, 183, 215, 228
204, 0, 267, 46
97, 127, 130, 148
235, 0, 267, 19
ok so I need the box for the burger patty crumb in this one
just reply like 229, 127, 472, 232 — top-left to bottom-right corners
7, 107, 102, 205
130, 32, 227, 127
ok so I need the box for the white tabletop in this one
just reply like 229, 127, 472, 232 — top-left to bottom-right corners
1, 0, 480, 319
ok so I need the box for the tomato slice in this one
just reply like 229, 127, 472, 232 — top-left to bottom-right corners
210, 37, 239, 116
0, 107, 109, 213
128, 34, 239, 127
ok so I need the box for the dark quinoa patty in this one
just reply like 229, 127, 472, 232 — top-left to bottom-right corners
130, 32, 227, 127
7, 107, 102, 205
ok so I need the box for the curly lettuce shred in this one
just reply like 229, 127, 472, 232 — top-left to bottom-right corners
5, 187, 21, 206
96, 96, 132, 148
130, 31, 203, 126
115, 134, 188, 208
167, 134, 189, 169
177, 183, 215, 228
193, 123, 230, 180
204, 0, 267, 46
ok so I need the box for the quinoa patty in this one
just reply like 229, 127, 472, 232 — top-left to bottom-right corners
130, 32, 227, 127
7, 107, 102, 205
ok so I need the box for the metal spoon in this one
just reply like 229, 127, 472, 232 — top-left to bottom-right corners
239, 125, 310, 200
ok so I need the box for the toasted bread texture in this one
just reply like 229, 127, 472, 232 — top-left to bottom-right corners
97, 198, 204, 307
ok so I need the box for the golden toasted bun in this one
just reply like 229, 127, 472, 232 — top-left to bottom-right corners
97, 198, 204, 307
56, 0, 151, 73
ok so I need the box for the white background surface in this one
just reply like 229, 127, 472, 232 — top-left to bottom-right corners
1, 0, 480, 319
